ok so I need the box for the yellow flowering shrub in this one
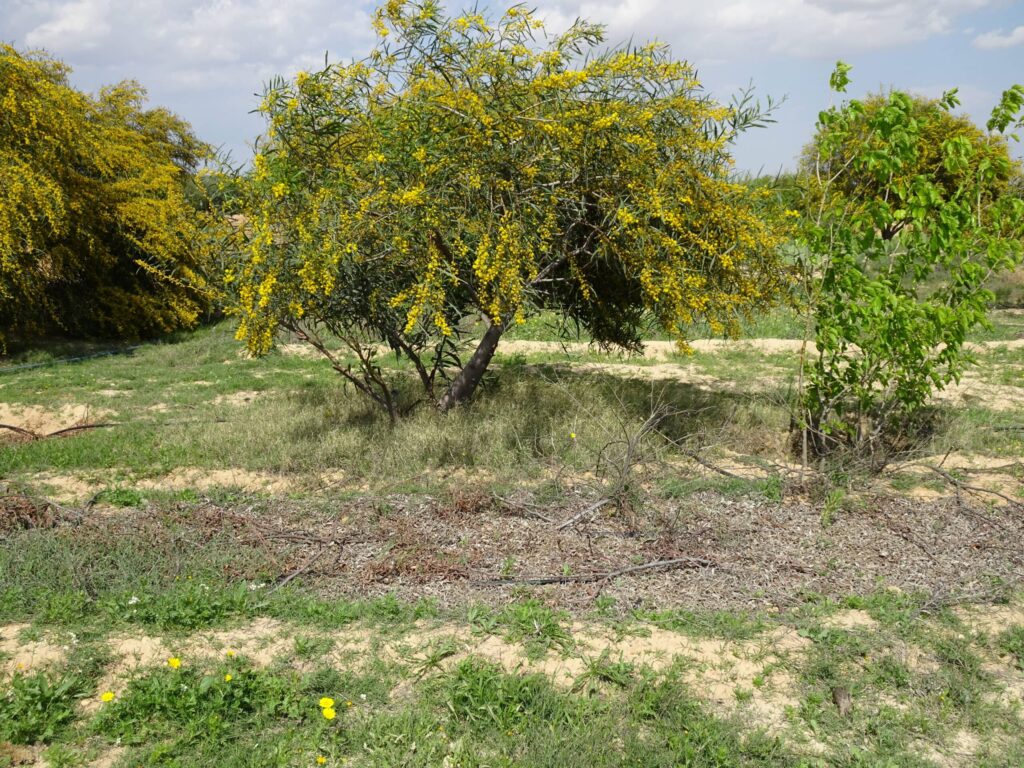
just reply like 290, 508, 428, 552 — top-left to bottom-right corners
0, 45, 217, 346
232, 1, 787, 416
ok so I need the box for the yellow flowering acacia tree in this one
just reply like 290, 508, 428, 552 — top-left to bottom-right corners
233, 1, 787, 418
0, 45, 215, 345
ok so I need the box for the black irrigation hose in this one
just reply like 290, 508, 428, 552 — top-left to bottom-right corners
0, 345, 142, 374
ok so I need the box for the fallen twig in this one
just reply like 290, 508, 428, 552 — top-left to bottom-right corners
555, 498, 612, 530
0, 423, 39, 439
478, 556, 716, 586
0, 422, 116, 440
269, 547, 328, 593
46, 422, 117, 437
496, 497, 555, 523
924, 464, 1023, 511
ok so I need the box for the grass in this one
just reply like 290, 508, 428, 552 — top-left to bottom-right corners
3, 512, 1024, 767
2, 314, 1021, 507
3, 310, 1024, 765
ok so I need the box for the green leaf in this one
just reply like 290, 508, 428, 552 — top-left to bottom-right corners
829, 61, 852, 93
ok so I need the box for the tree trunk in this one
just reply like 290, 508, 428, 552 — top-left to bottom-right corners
437, 321, 504, 413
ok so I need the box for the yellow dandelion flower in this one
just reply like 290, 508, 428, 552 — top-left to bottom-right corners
224, 674, 233, 682
318, 697, 335, 709
317, 758, 327, 766
226, 649, 236, 658
100, 691, 115, 703
167, 657, 181, 669
570, 432, 576, 440
322, 706, 337, 720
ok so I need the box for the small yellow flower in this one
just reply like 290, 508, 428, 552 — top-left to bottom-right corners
322, 707, 337, 720
316, 758, 327, 766
318, 697, 335, 709
272, 182, 287, 199
224, 674, 233, 682
569, 432, 576, 440
167, 657, 181, 669
345, 700, 353, 708
226, 649, 236, 658
100, 691, 115, 703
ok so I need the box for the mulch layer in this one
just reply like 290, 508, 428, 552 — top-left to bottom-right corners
14, 486, 1020, 614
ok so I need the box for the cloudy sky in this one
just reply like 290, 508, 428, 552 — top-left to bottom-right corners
4, 0, 1023, 172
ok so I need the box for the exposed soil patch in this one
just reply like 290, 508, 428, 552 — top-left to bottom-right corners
0, 743, 38, 766
183, 617, 293, 665
935, 376, 1023, 411
890, 453, 1024, 507
0, 403, 113, 440
24, 472, 104, 503
575, 362, 739, 389
82, 634, 172, 713
0, 624, 66, 674
136, 468, 296, 494
956, 604, 1024, 636
278, 343, 323, 359
212, 390, 262, 407
90, 747, 125, 768
821, 609, 879, 631
503, 337, 1024, 359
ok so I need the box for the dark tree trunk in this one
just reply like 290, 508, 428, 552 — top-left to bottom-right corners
437, 321, 504, 413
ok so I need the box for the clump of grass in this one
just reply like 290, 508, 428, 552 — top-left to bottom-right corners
441, 657, 563, 731
998, 625, 1024, 669
572, 650, 635, 693
0, 670, 85, 744
495, 600, 573, 659
95, 487, 146, 507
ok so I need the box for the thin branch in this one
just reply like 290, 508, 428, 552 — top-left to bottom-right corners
478, 556, 717, 586
268, 547, 328, 593
555, 498, 612, 530
923, 465, 1023, 511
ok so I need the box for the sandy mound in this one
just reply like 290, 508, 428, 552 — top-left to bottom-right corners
183, 617, 293, 666
0, 624, 67, 674
83, 634, 172, 713
0, 403, 112, 437
278, 343, 322, 359
575, 362, 733, 388
935, 377, 1023, 412
821, 610, 878, 630
501, 338, 808, 359
956, 604, 1024, 636
136, 468, 296, 494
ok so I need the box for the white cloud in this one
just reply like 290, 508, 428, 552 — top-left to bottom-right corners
6, 0, 1013, 170
17, 0, 375, 93
973, 25, 1024, 49
24, 0, 114, 53
537, 0, 993, 57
